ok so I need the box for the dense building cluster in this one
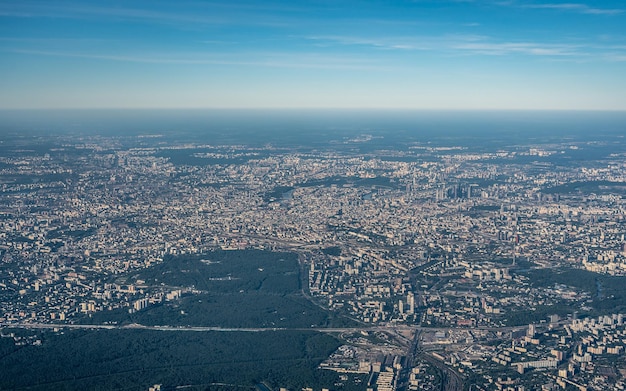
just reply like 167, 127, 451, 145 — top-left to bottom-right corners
1, 132, 626, 390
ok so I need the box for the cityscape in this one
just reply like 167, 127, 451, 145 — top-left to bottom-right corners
1, 112, 626, 390
2, 0, 626, 389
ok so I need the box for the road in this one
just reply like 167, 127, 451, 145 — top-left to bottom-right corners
2, 321, 529, 335
0, 322, 382, 333
396, 328, 466, 391
396, 329, 422, 391
419, 353, 465, 391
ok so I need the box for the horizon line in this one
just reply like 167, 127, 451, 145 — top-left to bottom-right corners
2, 107, 626, 113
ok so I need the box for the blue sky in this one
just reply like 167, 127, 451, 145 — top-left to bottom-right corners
1, 0, 625, 110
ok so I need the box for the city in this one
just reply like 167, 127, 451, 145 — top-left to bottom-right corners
1, 125, 626, 390
2, 0, 626, 389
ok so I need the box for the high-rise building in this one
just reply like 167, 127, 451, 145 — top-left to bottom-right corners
407, 292, 415, 315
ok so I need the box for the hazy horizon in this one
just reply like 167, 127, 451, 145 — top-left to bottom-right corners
3, 109, 625, 148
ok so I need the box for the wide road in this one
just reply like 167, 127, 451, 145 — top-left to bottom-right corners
3, 321, 529, 335
397, 329, 422, 391
1, 322, 377, 333
419, 353, 465, 391
396, 329, 465, 391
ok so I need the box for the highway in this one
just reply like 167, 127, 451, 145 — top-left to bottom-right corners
1, 322, 378, 333
396, 329, 422, 391
419, 353, 465, 391
2, 320, 529, 336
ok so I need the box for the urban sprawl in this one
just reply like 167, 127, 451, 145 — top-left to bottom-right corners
2, 132, 626, 391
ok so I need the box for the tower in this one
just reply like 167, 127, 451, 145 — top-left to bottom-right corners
407, 292, 415, 315
527, 324, 536, 338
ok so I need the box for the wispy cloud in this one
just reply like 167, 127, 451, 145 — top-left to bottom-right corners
307, 34, 585, 57
305, 33, 626, 63
452, 41, 580, 56
0, 37, 113, 44
521, 2, 623, 15
7, 48, 391, 71
9, 33, 622, 66
0, 2, 290, 28
306, 34, 486, 52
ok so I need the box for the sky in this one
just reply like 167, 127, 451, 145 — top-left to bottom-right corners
1, 0, 626, 110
